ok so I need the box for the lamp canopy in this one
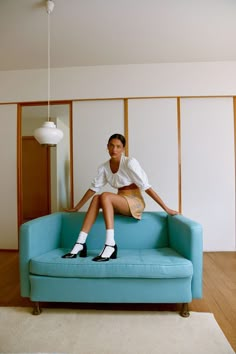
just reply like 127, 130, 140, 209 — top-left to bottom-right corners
46, 0, 54, 14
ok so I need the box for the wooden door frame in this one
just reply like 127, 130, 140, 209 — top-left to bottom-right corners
17, 101, 74, 229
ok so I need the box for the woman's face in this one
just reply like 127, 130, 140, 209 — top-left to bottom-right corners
107, 138, 125, 159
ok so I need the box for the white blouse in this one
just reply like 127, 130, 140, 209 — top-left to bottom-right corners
90, 155, 151, 192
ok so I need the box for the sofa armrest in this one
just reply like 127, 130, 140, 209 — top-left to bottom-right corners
19, 212, 63, 297
167, 214, 203, 299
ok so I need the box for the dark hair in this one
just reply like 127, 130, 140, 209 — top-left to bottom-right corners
108, 133, 126, 147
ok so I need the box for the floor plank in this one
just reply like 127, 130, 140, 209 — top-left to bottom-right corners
190, 252, 236, 351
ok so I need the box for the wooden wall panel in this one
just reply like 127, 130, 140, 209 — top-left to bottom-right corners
72, 100, 124, 210
181, 97, 235, 251
128, 98, 179, 212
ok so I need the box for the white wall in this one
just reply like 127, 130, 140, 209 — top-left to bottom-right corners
0, 62, 236, 250
1, 62, 236, 103
73, 100, 124, 210
128, 98, 179, 211
181, 98, 235, 251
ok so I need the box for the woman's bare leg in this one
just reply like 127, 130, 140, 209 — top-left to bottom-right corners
100, 192, 131, 229
81, 194, 101, 233
92, 192, 130, 261
63, 192, 130, 259
62, 195, 101, 258
83, 192, 131, 231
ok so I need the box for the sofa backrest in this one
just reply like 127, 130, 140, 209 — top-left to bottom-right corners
60, 211, 169, 249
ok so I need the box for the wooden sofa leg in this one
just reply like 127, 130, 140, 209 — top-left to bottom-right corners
32, 302, 42, 315
180, 303, 190, 318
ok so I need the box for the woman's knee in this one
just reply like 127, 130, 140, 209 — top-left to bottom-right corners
99, 192, 112, 205
90, 194, 101, 207
90, 193, 111, 207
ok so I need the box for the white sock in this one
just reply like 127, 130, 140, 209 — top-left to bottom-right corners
100, 229, 115, 258
71, 231, 88, 254
105, 229, 115, 246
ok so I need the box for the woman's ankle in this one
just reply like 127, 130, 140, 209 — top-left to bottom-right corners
71, 242, 84, 254
106, 229, 115, 246
77, 231, 88, 244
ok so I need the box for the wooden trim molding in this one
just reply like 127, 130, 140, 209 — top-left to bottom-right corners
124, 98, 129, 156
17, 104, 22, 233
177, 97, 182, 214
233, 97, 236, 203
1, 95, 235, 107
69, 101, 74, 208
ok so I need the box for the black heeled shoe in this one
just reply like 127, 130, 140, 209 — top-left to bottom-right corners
62, 243, 87, 258
92, 244, 117, 262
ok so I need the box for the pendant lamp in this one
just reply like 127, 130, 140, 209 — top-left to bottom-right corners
34, 0, 63, 147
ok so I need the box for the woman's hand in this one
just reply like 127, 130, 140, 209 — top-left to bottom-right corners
165, 207, 179, 216
64, 207, 78, 213
145, 188, 179, 216
63, 189, 96, 213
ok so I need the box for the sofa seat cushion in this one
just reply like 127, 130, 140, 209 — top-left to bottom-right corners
30, 247, 193, 279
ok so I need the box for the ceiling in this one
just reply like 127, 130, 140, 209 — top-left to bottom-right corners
1, 0, 236, 71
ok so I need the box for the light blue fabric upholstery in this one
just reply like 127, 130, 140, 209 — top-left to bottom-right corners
60, 212, 169, 249
19, 211, 203, 305
30, 248, 193, 279
29, 277, 193, 304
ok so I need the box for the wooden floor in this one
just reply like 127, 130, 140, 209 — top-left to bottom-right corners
0, 251, 236, 351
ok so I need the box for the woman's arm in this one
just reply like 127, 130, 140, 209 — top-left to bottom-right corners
145, 188, 179, 216
64, 189, 96, 212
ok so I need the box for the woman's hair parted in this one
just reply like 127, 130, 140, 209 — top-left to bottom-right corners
108, 133, 126, 147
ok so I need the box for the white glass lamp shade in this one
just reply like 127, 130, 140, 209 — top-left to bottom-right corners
34, 121, 64, 146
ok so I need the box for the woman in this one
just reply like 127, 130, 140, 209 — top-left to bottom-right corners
62, 133, 178, 262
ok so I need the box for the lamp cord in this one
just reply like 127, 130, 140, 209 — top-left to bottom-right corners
47, 10, 51, 121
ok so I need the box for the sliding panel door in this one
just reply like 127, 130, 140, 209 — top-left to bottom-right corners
0, 104, 18, 249
73, 100, 124, 210
181, 97, 235, 251
128, 98, 178, 211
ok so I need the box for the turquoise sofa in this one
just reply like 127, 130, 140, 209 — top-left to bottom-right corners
19, 211, 203, 316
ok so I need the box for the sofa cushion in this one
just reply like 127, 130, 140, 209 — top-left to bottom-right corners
60, 212, 170, 250
30, 247, 193, 279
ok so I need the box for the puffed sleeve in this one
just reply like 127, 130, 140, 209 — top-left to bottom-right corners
127, 157, 151, 191
90, 164, 107, 193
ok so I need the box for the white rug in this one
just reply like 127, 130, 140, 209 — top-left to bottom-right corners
0, 307, 234, 354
